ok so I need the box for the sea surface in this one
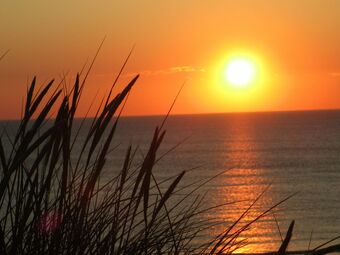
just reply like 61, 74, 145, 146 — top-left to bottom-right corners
2, 110, 340, 253
109, 110, 340, 253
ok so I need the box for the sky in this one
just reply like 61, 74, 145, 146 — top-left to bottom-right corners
1, 1, 340, 119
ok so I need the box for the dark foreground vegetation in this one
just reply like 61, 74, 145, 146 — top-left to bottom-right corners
0, 51, 339, 255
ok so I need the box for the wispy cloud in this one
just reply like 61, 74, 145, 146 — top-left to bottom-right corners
123, 65, 205, 77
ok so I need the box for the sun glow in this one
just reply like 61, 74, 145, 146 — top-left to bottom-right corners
208, 50, 271, 112
225, 58, 256, 88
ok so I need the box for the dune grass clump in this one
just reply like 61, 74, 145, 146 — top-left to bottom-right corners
0, 73, 185, 254
0, 68, 265, 255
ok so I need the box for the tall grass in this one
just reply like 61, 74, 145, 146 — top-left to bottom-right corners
0, 69, 272, 254
0, 51, 339, 254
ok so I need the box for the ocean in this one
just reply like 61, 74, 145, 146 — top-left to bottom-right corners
109, 110, 340, 253
1, 110, 340, 253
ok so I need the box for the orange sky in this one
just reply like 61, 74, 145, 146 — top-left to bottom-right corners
1, 1, 340, 119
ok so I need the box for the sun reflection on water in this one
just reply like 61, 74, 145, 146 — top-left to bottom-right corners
206, 169, 282, 253
205, 119, 284, 253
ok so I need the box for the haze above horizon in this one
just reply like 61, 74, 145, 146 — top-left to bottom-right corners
1, 1, 340, 119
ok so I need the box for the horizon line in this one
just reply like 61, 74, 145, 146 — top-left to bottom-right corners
1, 107, 340, 122
120, 107, 340, 118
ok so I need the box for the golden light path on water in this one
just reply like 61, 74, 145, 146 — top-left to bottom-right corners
204, 118, 283, 253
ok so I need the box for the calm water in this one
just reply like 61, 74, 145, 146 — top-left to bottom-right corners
2, 110, 340, 253
110, 110, 340, 253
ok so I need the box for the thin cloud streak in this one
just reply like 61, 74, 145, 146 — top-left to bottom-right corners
122, 65, 205, 77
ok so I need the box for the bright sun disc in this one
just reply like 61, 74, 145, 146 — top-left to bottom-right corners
225, 59, 255, 87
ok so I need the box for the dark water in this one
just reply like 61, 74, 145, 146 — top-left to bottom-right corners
2, 110, 340, 252
109, 110, 340, 253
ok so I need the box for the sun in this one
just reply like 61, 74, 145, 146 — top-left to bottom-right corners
225, 58, 256, 88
